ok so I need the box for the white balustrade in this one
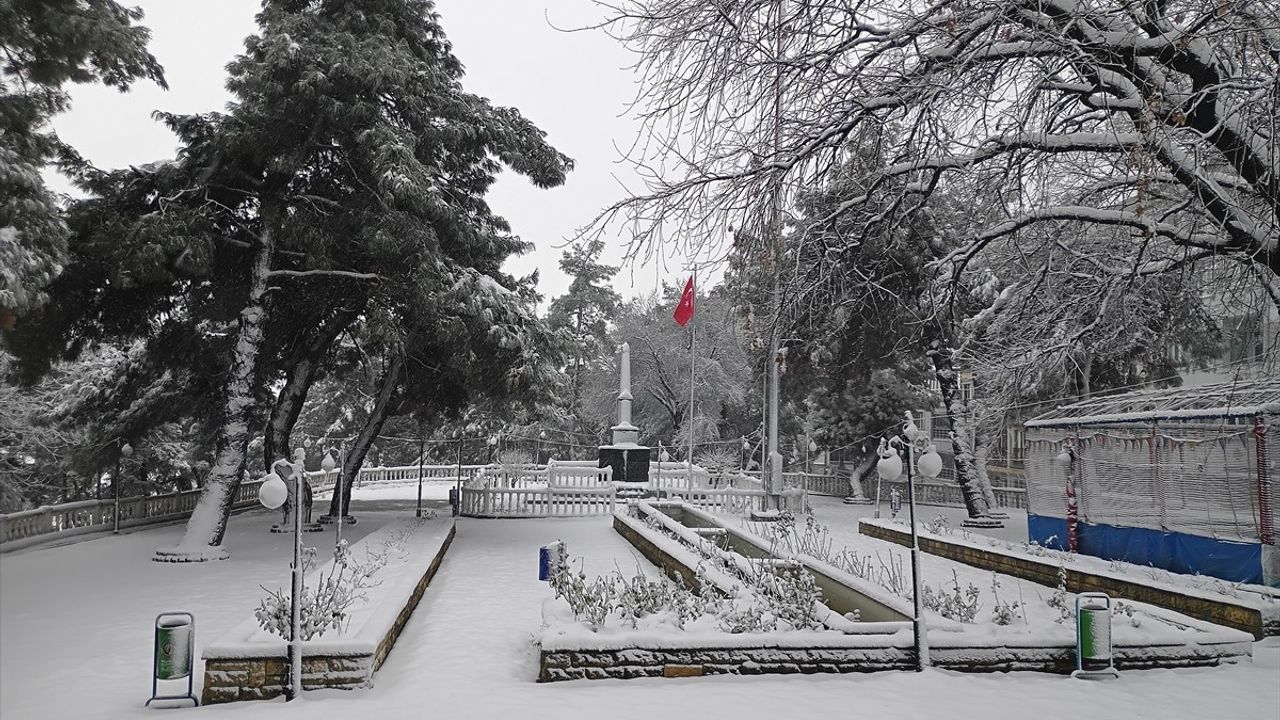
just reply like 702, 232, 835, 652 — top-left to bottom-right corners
1, 480, 264, 551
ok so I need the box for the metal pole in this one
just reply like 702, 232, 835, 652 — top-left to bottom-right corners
765, 0, 784, 511
657, 440, 662, 492
687, 316, 696, 495
288, 461, 303, 699
766, 341, 781, 506
334, 440, 345, 548
416, 432, 425, 518
113, 444, 122, 534
906, 440, 930, 670
454, 437, 464, 516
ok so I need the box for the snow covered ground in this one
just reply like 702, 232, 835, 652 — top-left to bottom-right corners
1, 486, 1277, 720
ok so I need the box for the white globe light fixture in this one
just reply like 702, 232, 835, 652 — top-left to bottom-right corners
321, 451, 337, 473
259, 472, 287, 510
917, 444, 943, 479
902, 413, 922, 443
876, 442, 903, 482
1056, 447, 1074, 466
121, 442, 134, 458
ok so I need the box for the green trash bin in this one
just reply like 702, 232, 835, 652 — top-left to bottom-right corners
155, 615, 193, 679
148, 612, 198, 706
1073, 593, 1117, 678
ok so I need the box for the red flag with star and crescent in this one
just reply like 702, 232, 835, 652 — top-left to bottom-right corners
673, 276, 695, 327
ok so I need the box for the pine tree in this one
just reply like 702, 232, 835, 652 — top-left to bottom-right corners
8, 0, 571, 560
546, 239, 621, 424
0, 0, 164, 325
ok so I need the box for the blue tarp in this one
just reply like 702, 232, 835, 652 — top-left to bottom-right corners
1027, 514, 1263, 584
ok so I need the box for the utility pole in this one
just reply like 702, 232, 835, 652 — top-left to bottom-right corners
764, 0, 785, 510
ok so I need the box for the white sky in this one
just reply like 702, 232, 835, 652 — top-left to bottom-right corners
45, 0, 697, 305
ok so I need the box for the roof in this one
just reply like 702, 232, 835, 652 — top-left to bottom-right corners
1024, 377, 1280, 428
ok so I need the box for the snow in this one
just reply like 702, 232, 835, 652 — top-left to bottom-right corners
203, 514, 453, 660
2, 486, 1278, 720
858, 514, 1280, 622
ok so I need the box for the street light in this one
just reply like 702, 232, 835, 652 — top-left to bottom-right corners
258, 450, 305, 701
537, 430, 547, 465
1057, 442, 1079, 552
319, 450, 345, 546
876, 411, 943, 672
113, 441, 134, 534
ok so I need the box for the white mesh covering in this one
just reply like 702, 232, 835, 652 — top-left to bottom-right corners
1026, 417, 1278, 545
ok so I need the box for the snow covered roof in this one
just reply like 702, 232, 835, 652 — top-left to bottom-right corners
1024, 377, 1280, 428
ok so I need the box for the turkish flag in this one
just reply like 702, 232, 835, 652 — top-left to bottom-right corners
673, 276, 695, 327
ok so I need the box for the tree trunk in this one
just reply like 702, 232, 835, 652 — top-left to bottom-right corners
929, 344, 993, 519
263, 306, 362, 468
157, 225, 276, 561
571, 308, 583, 417
846, 453, 874, 500
327, 353, 404, 518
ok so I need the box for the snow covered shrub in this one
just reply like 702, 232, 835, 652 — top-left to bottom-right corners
1044, 564, 1074, 623
616, 571, 673, 628
757, 565, 824, 630
923, 514, 951, 535
989, 574, 1024, 626
255, 540, 389, 640
717, 605, 775, 634
922, 570, 981, 623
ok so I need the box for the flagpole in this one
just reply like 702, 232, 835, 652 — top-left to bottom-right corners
686, 272, 696, 496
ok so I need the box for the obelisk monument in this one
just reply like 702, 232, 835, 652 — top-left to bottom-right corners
598, 342, 651, 484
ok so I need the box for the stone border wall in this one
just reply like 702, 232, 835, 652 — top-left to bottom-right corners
539, 639, 1247, 682
859, 521, 1272, 638
202, 523, 455, 704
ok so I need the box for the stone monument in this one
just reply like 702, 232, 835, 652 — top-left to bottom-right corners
598, 342, 651, 485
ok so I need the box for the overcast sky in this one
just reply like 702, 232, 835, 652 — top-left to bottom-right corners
47, 0, 693, 306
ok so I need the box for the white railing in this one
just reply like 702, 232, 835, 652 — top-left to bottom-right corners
308, 463, 486, 493
868, 478, 1028, 510
459, 485, 616, 518
1, 480, 263, 552
547, 463, 613, 487
648, 461, 711, 490
740, 469, 844, 496
659, 487, 808, 514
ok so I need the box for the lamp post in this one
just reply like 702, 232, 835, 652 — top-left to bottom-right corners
876, 412, 943, 672
257, 451, 304, 701
537, 430, 547, 465
1057, 443, 1079, 552
741, 437, 750, 472
416, 431, 426, 519
113, 440, 133, 534
320, 450, 342, 546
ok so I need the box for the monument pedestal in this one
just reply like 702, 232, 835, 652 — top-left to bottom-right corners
599, 444, 651, 485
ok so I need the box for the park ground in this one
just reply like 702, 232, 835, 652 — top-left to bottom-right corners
2, 486, 1277, 720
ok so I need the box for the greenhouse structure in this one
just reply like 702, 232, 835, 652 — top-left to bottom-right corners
1023, 379, 1280, 586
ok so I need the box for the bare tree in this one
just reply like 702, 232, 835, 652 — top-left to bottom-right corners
591, 0, 1279, 288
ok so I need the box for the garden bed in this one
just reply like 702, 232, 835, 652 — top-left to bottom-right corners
201, 515, 454, 703
535, 502, 1253, 682
860, 517, 1280, 638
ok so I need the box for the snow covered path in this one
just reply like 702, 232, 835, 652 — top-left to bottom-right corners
3, 495, 1278, 720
